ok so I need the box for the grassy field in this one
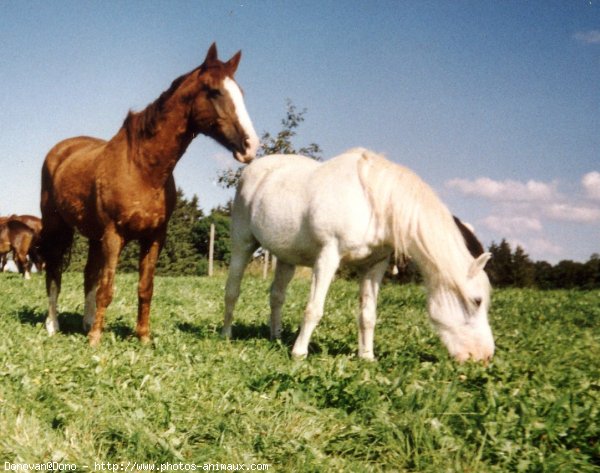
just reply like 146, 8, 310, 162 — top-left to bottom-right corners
0, 271, 598, 471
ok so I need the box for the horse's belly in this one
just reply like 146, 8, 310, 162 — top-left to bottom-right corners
251, 220, 319, 266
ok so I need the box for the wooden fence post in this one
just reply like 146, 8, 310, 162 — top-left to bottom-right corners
208, 223, 215, 277
262, 250, 270, 279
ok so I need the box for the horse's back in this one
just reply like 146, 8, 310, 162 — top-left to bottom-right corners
43, 136, 107, 178
12, 215, 42, 235
5, 220, 34, 248
234, 155, 318, 260
234, 150, 377, 266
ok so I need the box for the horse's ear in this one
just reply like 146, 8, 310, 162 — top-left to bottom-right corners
225, 50, 242, 76
204, 42, 218, 64
468, 252, 491, 279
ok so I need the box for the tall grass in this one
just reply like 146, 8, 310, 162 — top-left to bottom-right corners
0, 272, 597, 471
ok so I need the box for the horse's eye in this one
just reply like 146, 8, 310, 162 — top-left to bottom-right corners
206, 88, 222, 99
473, 298, 482, 308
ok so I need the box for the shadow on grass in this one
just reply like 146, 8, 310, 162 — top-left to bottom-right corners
175, 320, 287, 341
16, 307, 84, 335
176, 321, 214, 339
107, 319, 135, 340
15, 306, 134, 340
175, 320, 320, 350
190, 320, 360, 358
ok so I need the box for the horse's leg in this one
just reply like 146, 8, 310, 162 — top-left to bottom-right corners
88, 227, 123, 346
0, 227, 9, 272
269, 261, 295, 340
12, 233, 33, 279
291, 245, 340, 358
29, 243, 44, 274
222, 239, 258, 338
136, 233, 165, 343
16, 249, 31, 280
22, 236, 34, 280
83, 240, 102, 332
357, 258, 388, 361
43, 228, 74, 335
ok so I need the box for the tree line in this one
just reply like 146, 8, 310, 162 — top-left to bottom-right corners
486, 240, 600, 290
64, 196, 598, 290
62, 101, 598, 290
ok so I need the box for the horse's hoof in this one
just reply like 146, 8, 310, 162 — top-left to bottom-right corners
359, 353, 377, 362
82, 314, 95, 333
139, 335, 151, 344
45, 319, 60, 336
221, 327, 232, 338
291, 350, 308, 360
88, 331, 102, 347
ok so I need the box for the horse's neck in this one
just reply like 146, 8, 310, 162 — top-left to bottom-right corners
129, 99, 195, 188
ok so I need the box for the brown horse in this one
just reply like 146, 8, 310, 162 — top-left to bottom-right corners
12, 214, 43, 236
0, 219, 43, 279
0, 214, 43, 273
0, 216, 7, 271
41, 43, 259, 345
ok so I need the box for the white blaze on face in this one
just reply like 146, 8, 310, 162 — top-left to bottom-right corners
223, 77, 259, 162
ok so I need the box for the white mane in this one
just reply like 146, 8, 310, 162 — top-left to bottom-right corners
356, 148, 473, 294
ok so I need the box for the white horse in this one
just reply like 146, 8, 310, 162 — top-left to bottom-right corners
222, 148, 494, 362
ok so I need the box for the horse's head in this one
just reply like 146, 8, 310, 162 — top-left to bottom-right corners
427, 252, 495, 363
187, 43, 259, 163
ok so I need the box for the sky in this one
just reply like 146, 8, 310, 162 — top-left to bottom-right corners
1, 0, 598, 264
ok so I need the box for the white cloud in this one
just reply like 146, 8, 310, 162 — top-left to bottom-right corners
482, 215, 543, 234
492, 235, 563, 262
545, 203, 600, 223
527, 238, 563, 258
446, 177, 558, 202
446, 173, 599, 262
574, 30, 600, 44
582, 171, 600, 200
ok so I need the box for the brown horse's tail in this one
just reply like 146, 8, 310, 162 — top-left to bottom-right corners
40, 160, 75, 274
39, 227, 73, 274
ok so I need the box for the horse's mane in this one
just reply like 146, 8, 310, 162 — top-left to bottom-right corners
356, 148, 473, 291
123, 71, 194, 142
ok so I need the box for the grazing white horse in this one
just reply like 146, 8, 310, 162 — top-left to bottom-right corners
222, 148, 494, 362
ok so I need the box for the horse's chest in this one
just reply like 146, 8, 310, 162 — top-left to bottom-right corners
116, 196, 170, 233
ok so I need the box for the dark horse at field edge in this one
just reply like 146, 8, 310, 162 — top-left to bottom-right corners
0, 216, 43, 279
41, 43, 259, 345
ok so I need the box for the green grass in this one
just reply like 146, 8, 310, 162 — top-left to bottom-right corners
0, 272, 598, 471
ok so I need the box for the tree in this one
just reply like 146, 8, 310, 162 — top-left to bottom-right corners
512, 245, 535, 287
486, 239, 534, 288
583, 253, 600, 289
533, 260, 554, 289
552, 260, 588, 289
65, 189, 204, 275
191, 209, 232, 265
154, 190, 205, 275
217, 99, 322, 189
487, 239, 514, 287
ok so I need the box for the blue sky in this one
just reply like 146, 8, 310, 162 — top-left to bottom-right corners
1, 1, 598, 263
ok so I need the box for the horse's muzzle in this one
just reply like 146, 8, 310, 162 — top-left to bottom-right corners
233, 135, 259, 164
